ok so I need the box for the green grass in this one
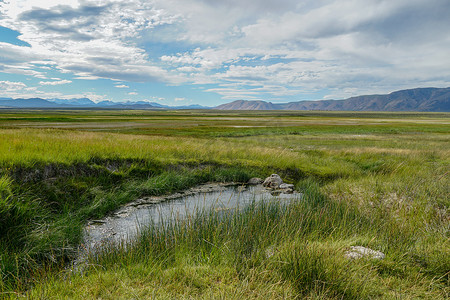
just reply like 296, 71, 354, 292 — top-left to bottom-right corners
0, 110, 448, 298
25, 181, 449, 299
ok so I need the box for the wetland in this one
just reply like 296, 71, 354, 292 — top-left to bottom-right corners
0, 109, 448, 299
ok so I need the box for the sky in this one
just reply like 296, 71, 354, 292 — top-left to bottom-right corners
0, 0, 449, 106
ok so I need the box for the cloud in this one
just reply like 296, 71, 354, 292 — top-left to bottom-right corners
174, 97, 185, 102
18, 4, 109, 41
128, 92, 138, 95
39, 79, 72, 85
115, 84, 129, 88
0, 80, 27, 91
0, 1, 179, 83
0, 0, 449, 102
1, 89, 109, 102
156, 0, 450, 99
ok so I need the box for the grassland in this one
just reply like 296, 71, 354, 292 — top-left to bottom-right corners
0, 109, 448, 299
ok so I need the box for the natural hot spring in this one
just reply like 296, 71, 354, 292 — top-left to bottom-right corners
78, 183, 301, 258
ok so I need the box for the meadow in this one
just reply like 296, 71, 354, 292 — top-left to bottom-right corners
0, 109, 448, 299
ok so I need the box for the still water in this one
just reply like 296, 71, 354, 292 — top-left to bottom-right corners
82, 184, 300, 252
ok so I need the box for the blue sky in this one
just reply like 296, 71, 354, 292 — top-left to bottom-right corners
0, 0, 449, 106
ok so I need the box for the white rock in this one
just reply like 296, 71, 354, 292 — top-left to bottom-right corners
262, 174, 283, 189
265, 245, 276, 258
248, 177, 264, 185
278, 183, 294, 194
279, 183, 294, 189
345, 246, 385, 260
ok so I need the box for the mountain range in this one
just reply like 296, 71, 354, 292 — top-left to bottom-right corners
0, 97, 210, 110
216, 87, 450, 112
1, 87, 449, 112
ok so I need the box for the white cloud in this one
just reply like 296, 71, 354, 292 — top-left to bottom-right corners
0, 80, 27, 91
174, 97, 185, 102
128, 92, 138, 95
0, 80, 108, 101
0, 0, 449, 102
39, 79, 72, 85
157, 0, 450, 99
115, 84, 129, 88
0, 0, 180, 83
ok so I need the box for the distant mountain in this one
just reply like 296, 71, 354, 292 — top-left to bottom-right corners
2, 87, 449, 111
216, 100, 279, 110
216, 87, 450, 112
0, 97, 210, 110
48, 97, 96, 106
179, 104, 210, 109
0, 98, 70, 108
106, 103, 161, 109
143, 102, 211, 109
96, 100, 118, 106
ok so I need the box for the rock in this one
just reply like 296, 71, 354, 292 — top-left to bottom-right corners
265, 245, 276, 258
89, 220, 106, 225
262, 174, 283, 189
262, 174, 296, 194
279, 183, 295, 194
345, 246, 385, 260
270, 190, 282, 196
248, 177, 264, 185
279, 183, 294, 190
279, 183, 294, 189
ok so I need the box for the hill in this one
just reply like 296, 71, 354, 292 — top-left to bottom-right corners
215, 87, 450, 111
2, 87, 449, 111
216, 100, 280, 110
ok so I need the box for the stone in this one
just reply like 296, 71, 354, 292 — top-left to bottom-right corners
279, 183, 294, 189
262, 174, 283, 189
270, 190, 282, 196
279, 183, 294, 194
265, 245, 276, 258
247, 177, 264, 185
345, 246, 385, 260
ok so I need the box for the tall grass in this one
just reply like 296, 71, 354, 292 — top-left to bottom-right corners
26, 179, 448, 299
0, 163, 257, 293
0, 111, 448, 297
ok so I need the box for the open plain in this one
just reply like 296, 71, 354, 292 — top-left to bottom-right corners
0, 110, 449, 299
